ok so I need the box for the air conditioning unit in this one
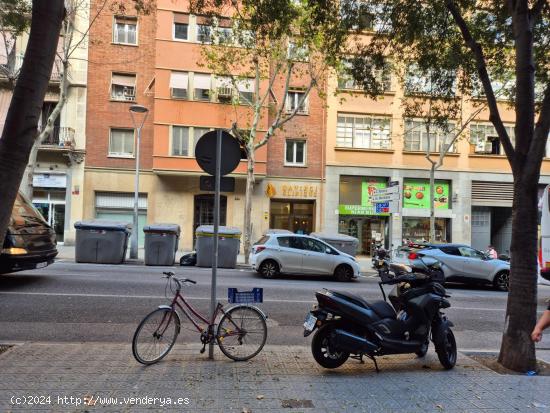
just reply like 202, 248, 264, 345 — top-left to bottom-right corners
217, 87, 233, 97
475, 139, 493, 154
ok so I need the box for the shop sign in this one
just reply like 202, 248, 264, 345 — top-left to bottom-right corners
265, 183, 318, 199
33, 173, 67, 188
339, 177, 389, 216
403, 179, 450, 209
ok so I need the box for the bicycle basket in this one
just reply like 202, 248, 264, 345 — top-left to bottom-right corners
228, 288, 263, 304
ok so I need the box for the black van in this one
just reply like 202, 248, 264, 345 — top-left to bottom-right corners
0, 192, 58, 274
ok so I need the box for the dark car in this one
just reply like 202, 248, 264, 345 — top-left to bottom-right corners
0, 193, 58, 274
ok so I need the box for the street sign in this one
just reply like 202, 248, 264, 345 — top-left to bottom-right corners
374, 186, 400, 195
195, 130, 242, 176
388, 199, 400, 213
371, 193, 399, 203
200, 175, 235, 192
375, 202, 390, 213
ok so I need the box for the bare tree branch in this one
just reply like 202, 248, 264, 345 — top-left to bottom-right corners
446, 0, 516, 168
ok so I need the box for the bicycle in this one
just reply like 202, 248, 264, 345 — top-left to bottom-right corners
132, 271, 268, 365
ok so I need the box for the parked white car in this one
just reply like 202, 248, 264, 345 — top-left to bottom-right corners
249, 234, 360, 281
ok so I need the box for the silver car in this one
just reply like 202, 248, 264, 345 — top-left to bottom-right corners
393, 244, 511, 291
250, 234, 360, 281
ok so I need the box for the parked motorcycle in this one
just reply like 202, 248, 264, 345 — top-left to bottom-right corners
303, 254, 456, 371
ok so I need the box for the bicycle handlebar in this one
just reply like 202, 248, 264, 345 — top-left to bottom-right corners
162, 271, 197, 285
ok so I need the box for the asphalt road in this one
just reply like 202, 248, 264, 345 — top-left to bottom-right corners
1, 260, 549, 352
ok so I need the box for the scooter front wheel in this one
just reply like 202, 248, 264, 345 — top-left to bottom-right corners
435, 328, 457, 369
311, 324, 349, 369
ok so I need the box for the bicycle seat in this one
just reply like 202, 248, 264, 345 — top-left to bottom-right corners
163, 271, 175, 277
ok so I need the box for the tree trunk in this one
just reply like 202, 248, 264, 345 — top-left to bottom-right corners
19, 142, 39, 199
498, 175, 539, 372
0, 1, 65, 243
429, 162, 436, 243
243, 150, 255, 264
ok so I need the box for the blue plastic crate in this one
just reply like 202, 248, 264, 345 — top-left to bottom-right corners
228, 288, 263, 304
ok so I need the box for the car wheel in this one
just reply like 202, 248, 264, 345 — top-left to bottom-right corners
259, 260, 279, 279
493, 271, 509, 291
334, 264, 353, 282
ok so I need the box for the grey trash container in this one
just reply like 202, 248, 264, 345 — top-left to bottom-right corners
195, 225, 241, 268
74, 220, 131, 264
311, 232, 359, 256
144, 224, 181, 266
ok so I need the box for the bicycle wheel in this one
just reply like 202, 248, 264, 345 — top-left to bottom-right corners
216, 305, 267, 361
132, 308, 180, 365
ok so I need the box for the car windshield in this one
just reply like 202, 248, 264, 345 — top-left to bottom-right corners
254, 235, 270, 245
10, 193, 47, 228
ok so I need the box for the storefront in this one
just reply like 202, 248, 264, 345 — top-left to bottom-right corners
337, 176, 390, 255
32, 172, 68, 243
402, 178, 452, 243
265, 181, 319, 234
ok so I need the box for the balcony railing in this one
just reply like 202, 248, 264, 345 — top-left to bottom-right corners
39, 126, 76, 149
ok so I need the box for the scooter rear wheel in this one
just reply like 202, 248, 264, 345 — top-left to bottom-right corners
435, 328, 457, 369
311, 324, 349, 369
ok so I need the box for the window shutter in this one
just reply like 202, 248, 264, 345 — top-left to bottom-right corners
170, 72, 188, 88
173, 13, 189, 24
193, 73, 211, 89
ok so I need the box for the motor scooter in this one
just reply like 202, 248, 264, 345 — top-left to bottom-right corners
303, 254, 456, 371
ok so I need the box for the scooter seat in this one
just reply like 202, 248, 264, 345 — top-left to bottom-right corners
331, 291, 396, 319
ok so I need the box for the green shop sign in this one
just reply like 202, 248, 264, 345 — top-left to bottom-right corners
403, 179, 450, 209
339, 177, 389, 216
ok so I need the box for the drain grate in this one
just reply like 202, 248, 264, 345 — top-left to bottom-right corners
282, 399, 314, 409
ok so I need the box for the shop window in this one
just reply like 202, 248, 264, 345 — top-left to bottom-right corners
109, 128, 135, 157
170, 71, 188, 99
110, 73, 136, 101
270, 201, 314, 234
336, 114, 391, 149
404, 120, 456, 153
113, 17, 137, 45
339, 175, 362, 205
285, 140, 306, 166
193, 73, 212, 101
402, 217, 450, 243
286, 91, 308, 114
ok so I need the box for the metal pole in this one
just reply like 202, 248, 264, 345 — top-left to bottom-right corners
130, 126, 141, 259
209, 129, 222, 359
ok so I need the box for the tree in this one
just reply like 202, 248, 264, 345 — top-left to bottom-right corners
0, 0, 65, 246
345, 0, 550, 372
190, 0, 348, 262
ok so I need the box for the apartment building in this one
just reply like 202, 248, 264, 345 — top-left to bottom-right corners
0, 4, 89, 245
323, 48, 550, 256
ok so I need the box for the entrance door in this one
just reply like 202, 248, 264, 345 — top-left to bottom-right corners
193, 195, 227, 244
52, 204, 65, 243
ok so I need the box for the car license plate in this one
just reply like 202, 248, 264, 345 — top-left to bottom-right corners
303, 313, 317, 332
35, 262, 48, 269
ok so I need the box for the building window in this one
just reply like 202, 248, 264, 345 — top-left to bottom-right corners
237, 78, 254, 104
173, 13, 189, 40
109, 128, 134, 157
336, 114, 391, 149
113, 17, 137, 45
110, 73, 136, 101
214, 76, 233, 103
287, 41, 309, 61
285, 140, 306, 166
171, 126, 211, 156
193, 73, 212, 101
197, 25, 211, 43
405, 64, 456, 97
469, 123, 515, 155
286, 91, 308, 114
174, 23, 188, 40
338, 58, 392, 92
404, 120, 456, 152
170, 71, 188, 99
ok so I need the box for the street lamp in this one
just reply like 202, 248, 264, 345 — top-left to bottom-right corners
129, 104, 149, 259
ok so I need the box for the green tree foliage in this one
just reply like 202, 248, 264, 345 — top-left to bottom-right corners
344, 0, 550, 372
189, 0, 349, 260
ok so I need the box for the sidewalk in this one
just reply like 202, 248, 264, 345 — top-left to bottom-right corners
0, 342, 549, 412
55, 245, 378, 274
